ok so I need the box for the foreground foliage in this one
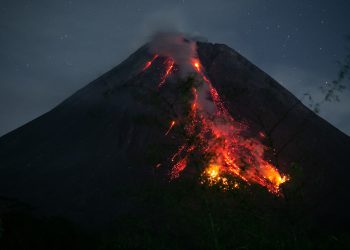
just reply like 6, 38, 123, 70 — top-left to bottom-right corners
0, 176, 349, 250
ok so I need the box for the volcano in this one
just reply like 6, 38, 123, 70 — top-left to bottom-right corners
0, 34, 350, 248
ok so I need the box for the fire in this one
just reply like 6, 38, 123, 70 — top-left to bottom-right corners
142, 53, 289, 195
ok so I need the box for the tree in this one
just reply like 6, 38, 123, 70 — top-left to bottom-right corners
305, 36, 350, 113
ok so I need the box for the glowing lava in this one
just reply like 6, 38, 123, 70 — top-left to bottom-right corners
165, 120, 176, 136
192, 58, 201, 72
142, 54, 158, 71
142, 54, 289, 195
172, 58, 288, 194
158, 58, 175, 88
142, 54, 175, 88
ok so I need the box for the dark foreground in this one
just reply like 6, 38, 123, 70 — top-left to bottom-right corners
1, 176, 349, 250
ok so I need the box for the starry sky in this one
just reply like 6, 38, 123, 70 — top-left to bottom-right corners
1, 0, 349, 136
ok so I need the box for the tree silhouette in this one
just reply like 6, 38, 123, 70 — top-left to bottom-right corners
305, 36, 350, 113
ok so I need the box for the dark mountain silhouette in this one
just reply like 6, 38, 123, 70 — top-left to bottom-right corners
0, 38, 350, 249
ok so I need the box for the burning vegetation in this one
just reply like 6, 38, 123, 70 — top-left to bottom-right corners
143, 35, 289, 195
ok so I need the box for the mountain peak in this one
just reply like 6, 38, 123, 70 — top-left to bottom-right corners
0, 36, 349, 229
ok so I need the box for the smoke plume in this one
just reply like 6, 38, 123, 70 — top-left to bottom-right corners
149, 32, 197, 76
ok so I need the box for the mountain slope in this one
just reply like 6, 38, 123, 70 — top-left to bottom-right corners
0, 39, 349, 233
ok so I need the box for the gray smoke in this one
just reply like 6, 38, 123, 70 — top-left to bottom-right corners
149, 31, 216, 115
149, 31, 197, 76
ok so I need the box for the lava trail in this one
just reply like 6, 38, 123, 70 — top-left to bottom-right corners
165, 121, 176, 136
142, 54, 289, 194
142, 54, 158, 71
158, 58, 175, 88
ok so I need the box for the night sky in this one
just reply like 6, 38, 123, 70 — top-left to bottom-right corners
1, 0, 349, 136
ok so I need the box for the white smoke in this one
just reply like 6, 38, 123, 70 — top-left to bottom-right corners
148, 31, 217, 114
197, 82, 217, 115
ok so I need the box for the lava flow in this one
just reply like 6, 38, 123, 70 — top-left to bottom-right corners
143, 54, 289, 195
142, 54, 158, 71
165, 120, 176, 136
158, 58, 175, 87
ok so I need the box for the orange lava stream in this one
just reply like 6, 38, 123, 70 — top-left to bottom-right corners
165, 120, 176, 136
158, 58, 175, 88
143, 55, 289, 194
173, 58, 288, 194
142, 54, 159, 71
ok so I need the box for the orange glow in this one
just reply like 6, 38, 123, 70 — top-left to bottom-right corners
170, 157, 188, 179
141, 53, 290, 194
159, 58, 175, 87
142, 54, 158, 71
207, 164, 219, 178
259, 131, 266, 138
192, 59, 201, 72
165, 120, 176, 135
167, 58, 289, 195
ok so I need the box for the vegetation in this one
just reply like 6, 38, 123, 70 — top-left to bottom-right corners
1, 173, 349, 249
305, 36, 350, 113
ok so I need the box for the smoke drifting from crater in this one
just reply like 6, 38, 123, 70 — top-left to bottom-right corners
149, 32, 197, 76
148, 32, 215, 113
143, 33, 289, 194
